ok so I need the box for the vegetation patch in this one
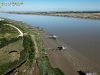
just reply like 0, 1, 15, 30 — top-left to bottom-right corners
0, 19, 64, 75
0, 35, 35, 75
0, 37, 23, 75
0, 38, 23, 65
0, 20, 18, 38
36, 35, 64, 75
0, 37, 21, 48
22, 35, 35, 67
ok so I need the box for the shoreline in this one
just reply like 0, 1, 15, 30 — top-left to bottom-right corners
26, 22, 100, 74
5, 12, 100, 20
1, 18, 100, 74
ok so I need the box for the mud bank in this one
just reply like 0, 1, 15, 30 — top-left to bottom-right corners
31, 27, 100, 75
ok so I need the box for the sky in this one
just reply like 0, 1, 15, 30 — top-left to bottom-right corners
0, 0, 100, 12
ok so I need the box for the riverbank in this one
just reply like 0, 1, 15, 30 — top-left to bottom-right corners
6, 12, 100, 20
0, 18, 64, 75
29, 24, 100, 75
1, 17, 100, 74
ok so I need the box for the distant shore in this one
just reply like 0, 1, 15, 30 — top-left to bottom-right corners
6, 12, 100, 20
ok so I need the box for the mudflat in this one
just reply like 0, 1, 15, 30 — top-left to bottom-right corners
33, 27, 100, 75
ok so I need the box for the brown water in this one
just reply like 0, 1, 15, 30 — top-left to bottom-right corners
0, 13, 100, 66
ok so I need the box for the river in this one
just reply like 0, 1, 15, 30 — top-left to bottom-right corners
0, 12, 100, 66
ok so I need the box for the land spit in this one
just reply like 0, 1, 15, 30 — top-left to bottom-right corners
7, 12, 100, 20
31, 26, 100, 75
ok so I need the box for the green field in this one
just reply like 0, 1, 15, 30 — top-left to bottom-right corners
0, 39, 23, 65
0, 20, 19, 39
0, 19, 64, 75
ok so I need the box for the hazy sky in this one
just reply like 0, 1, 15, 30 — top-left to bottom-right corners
0, 0, 100, 12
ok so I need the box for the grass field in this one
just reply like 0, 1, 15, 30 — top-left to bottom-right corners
0, 32, 18, 39
0, 19, 64, 75
0, 38, 23, 66
0, 20, 19, 39
0, 20, 23, 66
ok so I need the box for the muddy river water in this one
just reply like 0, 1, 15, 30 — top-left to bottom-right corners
0, 13, 100, 66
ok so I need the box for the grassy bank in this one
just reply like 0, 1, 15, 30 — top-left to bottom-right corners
35, 34, 64, 75
0, 18, 64, 75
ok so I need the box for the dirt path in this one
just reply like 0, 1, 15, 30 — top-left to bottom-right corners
4, 24, 23, 36
30, 35, 40, 75
31, 35, 40, 59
